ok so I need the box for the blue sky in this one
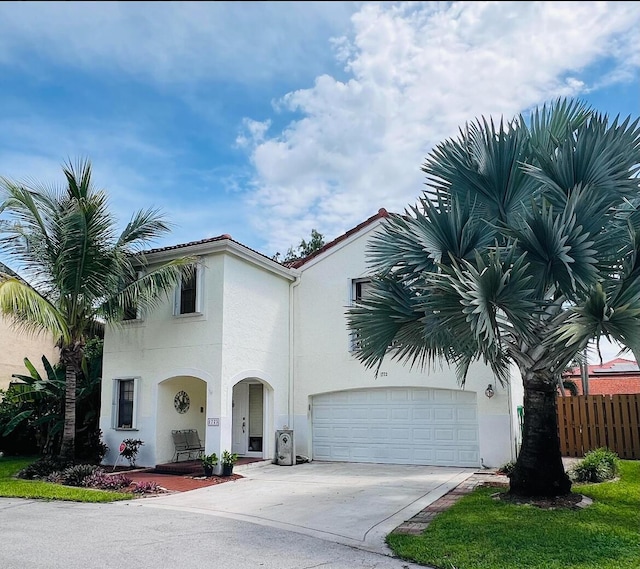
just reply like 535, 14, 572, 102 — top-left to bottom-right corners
0, 1, 638, 361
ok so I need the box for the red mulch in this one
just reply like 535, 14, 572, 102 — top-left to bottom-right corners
124, 472, 244, 493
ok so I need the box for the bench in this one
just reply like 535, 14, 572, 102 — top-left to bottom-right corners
171, 429, 204, 462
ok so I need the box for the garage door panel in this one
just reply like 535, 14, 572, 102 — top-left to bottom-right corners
312, 388, 479, 467
391, 408, 410, 420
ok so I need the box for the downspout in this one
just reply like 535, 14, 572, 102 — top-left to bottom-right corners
288, 272, 301, 430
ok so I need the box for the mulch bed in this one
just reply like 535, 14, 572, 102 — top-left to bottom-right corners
492, 489, 586, 510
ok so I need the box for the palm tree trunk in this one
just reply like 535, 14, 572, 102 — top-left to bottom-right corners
59, 343, 82, 462
510, 374, 571, 497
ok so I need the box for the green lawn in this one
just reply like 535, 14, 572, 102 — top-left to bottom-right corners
0, 456, 132, 502
387, 460, 639, 569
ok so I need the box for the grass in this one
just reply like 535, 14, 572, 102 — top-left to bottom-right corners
387, 460, 639, 569
0, 456, 132, 502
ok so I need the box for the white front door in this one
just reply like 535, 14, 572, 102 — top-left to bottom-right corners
232, 382, 249, 455
232, 382, 265, 457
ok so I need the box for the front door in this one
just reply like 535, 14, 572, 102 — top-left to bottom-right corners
232, 382, 264, 457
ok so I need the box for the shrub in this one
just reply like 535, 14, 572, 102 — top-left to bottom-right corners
44, 471, 64, 484
571, 447, 620, 483
83, 470, 132, 490
60, 464, 100, 487
498, 461, 516, 477
120, 438, 144, 467
76, 429, 109, 464
17, 456, 71, 479
131, 481, 164, 494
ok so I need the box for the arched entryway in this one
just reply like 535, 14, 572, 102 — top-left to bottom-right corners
231, 378, 273, 459
156, 375, 207, 464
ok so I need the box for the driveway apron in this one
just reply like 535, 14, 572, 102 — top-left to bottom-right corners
122, 461, 475, 554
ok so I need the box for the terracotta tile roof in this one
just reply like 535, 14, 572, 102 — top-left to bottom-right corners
287, 208, 389, 269
140, 207, 390, 269
141, 234, 281, 266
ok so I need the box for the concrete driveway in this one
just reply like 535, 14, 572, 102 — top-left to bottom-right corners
124, 461, 475, 555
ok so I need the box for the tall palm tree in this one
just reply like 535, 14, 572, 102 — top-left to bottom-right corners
348, 99, 640, 497
0, 159, 192, 461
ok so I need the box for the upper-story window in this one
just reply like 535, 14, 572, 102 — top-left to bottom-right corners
349, 278, 372, 352
353, 279, 373, 303
174, 263, 204, 316
121, 271, 144, 322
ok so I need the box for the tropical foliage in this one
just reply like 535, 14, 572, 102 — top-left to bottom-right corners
274, 228, 325, 263
348, 99, 640, 496
0, 338, 104, 460
0, 159, 192, 461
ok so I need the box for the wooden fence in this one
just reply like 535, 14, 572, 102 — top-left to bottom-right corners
557, 394, 640, 459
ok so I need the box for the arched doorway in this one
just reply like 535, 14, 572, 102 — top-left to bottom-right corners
156, 375, 207, 464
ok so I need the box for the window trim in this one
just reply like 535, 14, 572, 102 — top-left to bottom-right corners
174, 262, 205, 317
112, 377, 140, 430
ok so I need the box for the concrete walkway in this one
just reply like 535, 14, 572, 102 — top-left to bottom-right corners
121, 461, 476, 555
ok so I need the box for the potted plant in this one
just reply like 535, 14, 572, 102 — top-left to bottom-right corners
220, 450, 238, 476
201, 453, 218, 477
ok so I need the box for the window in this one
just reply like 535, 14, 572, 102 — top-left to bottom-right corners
122, 302, 139, 321
354, 279, 373, 303
174, 263, 204, 316
113, 378, 138, 429
122, 271, 143, 322
349, 278, 372, 352
180, 270, 197, 314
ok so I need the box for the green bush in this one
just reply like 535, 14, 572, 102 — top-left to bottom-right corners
60, 464, 100, 487
17, 456, 71, 479
571, 447, 620, 482
498, 460, 516, 477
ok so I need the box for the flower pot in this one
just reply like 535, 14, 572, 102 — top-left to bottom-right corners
221, 464, 233, 476
203, 464, 214, 477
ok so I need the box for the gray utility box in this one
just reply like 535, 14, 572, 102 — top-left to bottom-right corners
275, 429, 294, 466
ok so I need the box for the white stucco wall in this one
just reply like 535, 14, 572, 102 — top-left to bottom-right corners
218, 254, 291, 458
0, 317, 58, 392
100, 246, 292, 467
292, 221, 517, 467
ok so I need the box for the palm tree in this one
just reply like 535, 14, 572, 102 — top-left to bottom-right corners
348, 99, 640, 497
0, 159, 192, 461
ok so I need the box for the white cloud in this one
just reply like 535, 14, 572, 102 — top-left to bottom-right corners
242, 1, 640, 253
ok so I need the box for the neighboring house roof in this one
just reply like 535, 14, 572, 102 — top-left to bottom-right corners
287, 208, 389, 269
563, 358, 640, 395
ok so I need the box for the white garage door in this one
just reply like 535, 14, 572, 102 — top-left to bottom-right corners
312, 387, 479, 467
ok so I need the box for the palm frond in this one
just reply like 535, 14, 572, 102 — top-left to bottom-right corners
116, 207, 173, 252
0, 276, 67, 342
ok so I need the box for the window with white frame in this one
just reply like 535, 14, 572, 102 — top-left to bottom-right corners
174, 263, 204, 316
349, 278, 372, 352
113, 378, 138, 429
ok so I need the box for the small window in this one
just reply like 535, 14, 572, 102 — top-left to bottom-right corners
122, 271, 143, 322
349, 278, 372, 352
180, 271, 197, 314
354, 279, 373, 303
123, 302, 138, 321
175, 263, 204, 316
114, 378, 137, 429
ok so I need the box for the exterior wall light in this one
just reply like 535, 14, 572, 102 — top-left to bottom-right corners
485, 384, 495, 398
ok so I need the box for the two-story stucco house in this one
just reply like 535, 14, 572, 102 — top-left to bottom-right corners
100, 209, 523, 469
